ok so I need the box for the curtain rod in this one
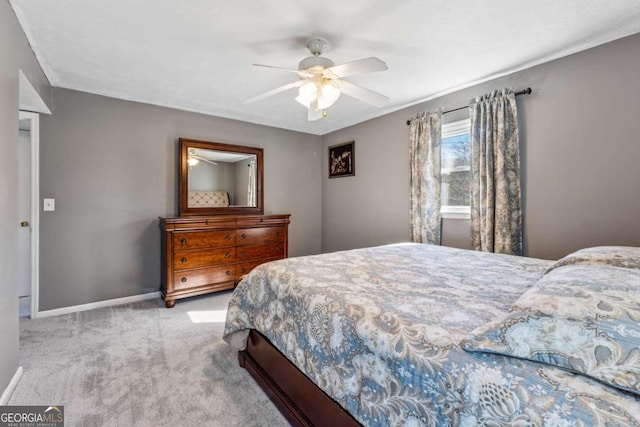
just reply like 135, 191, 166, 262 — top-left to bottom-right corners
405, 87, 532, 125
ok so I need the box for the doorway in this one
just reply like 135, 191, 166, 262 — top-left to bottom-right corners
17, 111, 40, 318
18, 70, 50, 319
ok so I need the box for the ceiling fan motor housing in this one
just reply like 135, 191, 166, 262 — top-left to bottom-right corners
298, 55, 335, 71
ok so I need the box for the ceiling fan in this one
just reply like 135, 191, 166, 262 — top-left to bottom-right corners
244, 37, 389, 121
188, 148, 217, 167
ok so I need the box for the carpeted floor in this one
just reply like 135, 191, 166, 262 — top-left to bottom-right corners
9, 291, 289, 427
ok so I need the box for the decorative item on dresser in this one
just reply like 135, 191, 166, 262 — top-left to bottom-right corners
159, 214, 290, 308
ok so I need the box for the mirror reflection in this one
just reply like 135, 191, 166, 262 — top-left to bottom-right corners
179, 138, 263, 216
187, 148, 258, 208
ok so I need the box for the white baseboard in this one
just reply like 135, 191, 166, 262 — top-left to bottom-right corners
36, 292, 161, 319
0, 366, 23, 405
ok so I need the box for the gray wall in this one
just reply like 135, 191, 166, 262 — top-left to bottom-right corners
0, 0, 51, 400
321, 32, 640, 260
188, 161, 231, 193
39, 88, 322, 311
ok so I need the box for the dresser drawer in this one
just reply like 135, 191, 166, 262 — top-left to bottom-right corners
236, 227, 284, 245
173, 248, 235, 271
173, 266, 235, 290
237, 242, 285, 261
236, 216, 289, 228
173, 230, 235, 250
236, 258, 281, 277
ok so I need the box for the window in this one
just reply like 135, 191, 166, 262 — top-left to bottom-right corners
441, 118, 471, 219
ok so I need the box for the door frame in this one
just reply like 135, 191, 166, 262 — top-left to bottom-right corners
18, 111, 40, 318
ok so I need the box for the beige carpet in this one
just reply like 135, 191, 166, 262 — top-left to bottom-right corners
9, 291, 289, 427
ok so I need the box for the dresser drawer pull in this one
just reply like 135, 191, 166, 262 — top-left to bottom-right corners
181, 257, 187, 264
276, 231, 281, 236
240, 233, 247, 239
276, 247, 281, 253
225, 252, 231, 258
225, 235, 231, 241
225, 270, 231, 276
180, 238, 187, 245
241, 251, 246, 257
181, 277, 187, 283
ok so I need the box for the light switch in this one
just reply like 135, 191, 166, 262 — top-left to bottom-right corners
43, 198, 55, 212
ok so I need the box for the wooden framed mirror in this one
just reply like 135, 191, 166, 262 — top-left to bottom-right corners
179, 138, 264, 216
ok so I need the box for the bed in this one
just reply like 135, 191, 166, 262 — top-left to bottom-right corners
223, 243, 640, 426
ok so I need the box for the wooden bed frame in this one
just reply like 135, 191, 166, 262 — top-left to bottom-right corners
238, 330, 361, 427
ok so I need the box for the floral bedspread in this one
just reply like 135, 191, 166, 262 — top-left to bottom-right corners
223, 244, 640, 426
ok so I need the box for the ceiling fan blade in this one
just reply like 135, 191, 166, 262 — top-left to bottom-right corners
243, 80, 305, 104
340, 81, 389, 107
193, 155, 218, 166
324, 57, 388, 78
252, 64, 313, 78
307, 101, 323, 121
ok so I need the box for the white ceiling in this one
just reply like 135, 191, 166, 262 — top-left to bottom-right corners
194, 148, 252, 163
10, 0, 640, 135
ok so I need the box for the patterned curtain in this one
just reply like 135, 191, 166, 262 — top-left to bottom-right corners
247, 161, 256, 206
469, 89, 523, 255
409, 110, 442, 244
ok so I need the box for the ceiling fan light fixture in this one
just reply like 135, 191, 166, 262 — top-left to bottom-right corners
295, 81, 317, 107
188, 156, 199, 166
317, 80, 341, 109
296, 78, 341, 110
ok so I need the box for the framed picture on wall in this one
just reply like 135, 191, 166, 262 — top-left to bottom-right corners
328, 141, 355, 178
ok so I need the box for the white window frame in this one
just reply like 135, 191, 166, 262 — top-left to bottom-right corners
441, 118, 471, 220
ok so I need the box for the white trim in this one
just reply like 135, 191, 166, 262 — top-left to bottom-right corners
0, 366, 23, 405
19, 111, 40, 319
18, 71, 51, 114
442, 165, 470, 175
36, 292, 161, 319
441, 205, 471, 220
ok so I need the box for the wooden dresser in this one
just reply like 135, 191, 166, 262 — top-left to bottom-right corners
159, 214, 290, 307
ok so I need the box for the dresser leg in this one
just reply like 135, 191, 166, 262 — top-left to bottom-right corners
165, 299, 176, 308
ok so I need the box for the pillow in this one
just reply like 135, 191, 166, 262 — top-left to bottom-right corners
462, 264, 640, 396
544, 246, 640, 274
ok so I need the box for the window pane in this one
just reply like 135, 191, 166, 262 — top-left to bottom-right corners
442, 170, 470, 206
442, 134, 470, 169
441, 133, 470, 206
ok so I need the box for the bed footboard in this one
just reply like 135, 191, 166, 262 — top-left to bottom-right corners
239, 330, 361, 427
